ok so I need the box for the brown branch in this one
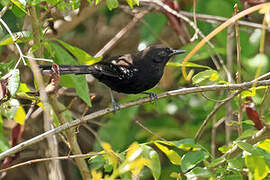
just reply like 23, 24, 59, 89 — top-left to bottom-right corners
0, 152, 104, 174
49, 95, 91, 180
179, 10, 270, 31
1, 79, 270, 160
94, 11, 147, 57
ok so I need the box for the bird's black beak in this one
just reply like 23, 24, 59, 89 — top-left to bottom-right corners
169, 49, 186, 57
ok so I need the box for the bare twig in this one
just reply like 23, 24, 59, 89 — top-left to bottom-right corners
135, 121, 167, 141
49, 95, 91, 180
179, 10, 270, 31
94, 11, 147, 57
225, 25, 234, 144
234, 4, 243, 135
140, 0, 232, 82
1, 79, 270, 160
0, 3, 11, 18
0, 152, 105, 174
195, 90, 241, 141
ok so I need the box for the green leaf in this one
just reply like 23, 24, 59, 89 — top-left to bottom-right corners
106, 0, 118, 10
218, 145, 233, 154
56, 39, 102, 65
0, 31, 33, 46
1, 99, 19, 120
185, 167, 213, 178
235, 141, 260, 156
228, 156, 245, 170
6, 69, 20, 96
11, 0, 27, 15
126, 0, 139, 8
154, 142, 181, 165
141, 144, 161, 180
48, 42, 91, 107
95, 0, 103, 5
167, 62, 211, 69
257, 139, 270, 153
89, 154, 106, 170
0, 133, 10, 152
209, 157, 225, 168
192, 69, 219, 84
245, 155, 269, 180
237, 129, 258, 140
181, 151, 209, 172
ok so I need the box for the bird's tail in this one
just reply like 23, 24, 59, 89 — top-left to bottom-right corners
39, 65, 94, 75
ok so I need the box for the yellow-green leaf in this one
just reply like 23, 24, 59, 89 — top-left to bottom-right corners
257, 139, 270, 153
245, 155, 269, 180
14, 105, 26, 125
154, 142, 181, 165
126, 142, 142, 162
167, 62, 211, 69
192, 70, 219, 84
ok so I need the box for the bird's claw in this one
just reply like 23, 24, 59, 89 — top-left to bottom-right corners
144, 92, 158, 104
112, 100, 120, 113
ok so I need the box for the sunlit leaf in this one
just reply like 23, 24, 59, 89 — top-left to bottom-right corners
192, 69, 219, 84
7, 69, 20, 96
218, 145, 233, 154
141, 144, 161, 180
91, 169, 103, 180
154, 142, 181, 165
101, 142, 118, 170
48, 42, 91, 106
11, 0, 27, 14
257, 139, 270, 153
167, 62, 211, 69
0, 31, 32, 46
126, 0, 139, 8
106, 0, 118, 10
56, 39, 102, 65
126, 142, 142, 162
245, 155, 269, 180
14, 105, 25, 125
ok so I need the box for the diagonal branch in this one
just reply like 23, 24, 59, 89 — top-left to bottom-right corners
1, 79, 270, 160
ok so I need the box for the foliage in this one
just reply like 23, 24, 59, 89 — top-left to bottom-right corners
0, 0, 270, 179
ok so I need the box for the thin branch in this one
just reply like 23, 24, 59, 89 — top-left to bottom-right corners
179, 10, 270, 31
0, 152, 105, 173
49, 95, 90, 180
234, 4, 243, 135
195, 90, 241, 141
225, 25, 234, 144
1, 79, 270, 160
0, 3, 11, 18
94, 11, 147, 57
135, 121, 167, 141
140, 0, 232, 82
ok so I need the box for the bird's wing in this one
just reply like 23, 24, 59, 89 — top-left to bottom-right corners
93, 56, 136, 80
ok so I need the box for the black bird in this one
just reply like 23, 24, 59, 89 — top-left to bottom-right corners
40, 45, 185, 110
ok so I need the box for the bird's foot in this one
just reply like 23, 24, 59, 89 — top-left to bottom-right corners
110, 89, 120, 113
112, 100, 120, 113
143, 92, 158, 104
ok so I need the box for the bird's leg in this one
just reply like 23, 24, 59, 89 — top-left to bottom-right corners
143, 92, 158, 104
109, 89, 120, 113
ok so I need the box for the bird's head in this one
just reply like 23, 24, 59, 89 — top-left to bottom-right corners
142, 45, 185, 64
